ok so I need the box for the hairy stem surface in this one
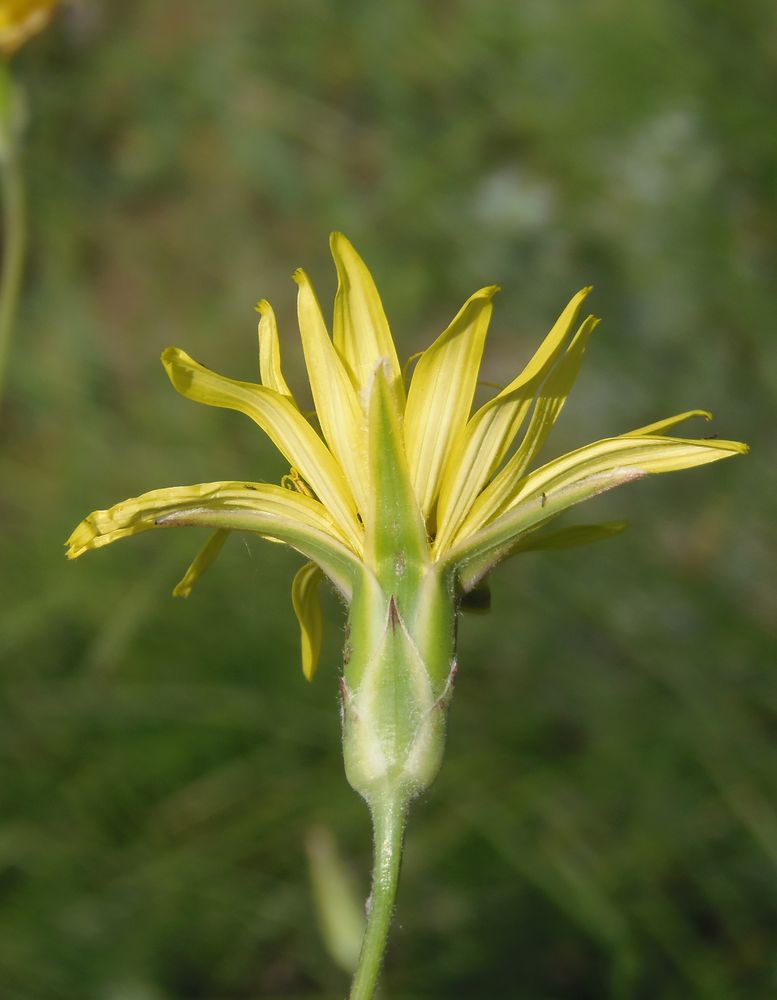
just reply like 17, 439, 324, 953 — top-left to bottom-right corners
348, 796, 408, 1000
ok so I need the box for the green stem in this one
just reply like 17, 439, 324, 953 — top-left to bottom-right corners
0, 115, 27, 409
348, 795, 408, 1000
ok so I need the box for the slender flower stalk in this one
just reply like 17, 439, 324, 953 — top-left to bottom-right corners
67, 234, 747, 997
348, 796, 406, 1000
0, 0, 61, 407
0, 71, 26, 404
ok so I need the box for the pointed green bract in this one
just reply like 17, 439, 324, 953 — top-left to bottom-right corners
366, 363, 428, 577
342, 562, 456, 808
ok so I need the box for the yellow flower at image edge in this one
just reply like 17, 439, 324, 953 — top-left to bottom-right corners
67, 233, 748, 683
0, 0, 59, 57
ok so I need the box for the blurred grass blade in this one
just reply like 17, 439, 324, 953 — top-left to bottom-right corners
305, 824, 365, 975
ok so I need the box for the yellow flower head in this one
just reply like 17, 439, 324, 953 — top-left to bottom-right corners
67, 234, 747, 678
0, 0, 59, 57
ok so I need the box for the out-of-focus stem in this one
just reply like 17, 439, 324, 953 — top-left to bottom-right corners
0, 85, 27, 409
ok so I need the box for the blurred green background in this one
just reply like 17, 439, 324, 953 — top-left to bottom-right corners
1, 1, 775, 997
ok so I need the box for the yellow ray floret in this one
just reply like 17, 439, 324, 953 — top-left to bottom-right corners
68, 234, 748, 680
404, 285, 499, 520
161, 347, 362, 552
294, 269, 368, 516
291, 561, 325, 680
434, 294, 595, 553
331, 232, 403, 409
256, 299, 294, 400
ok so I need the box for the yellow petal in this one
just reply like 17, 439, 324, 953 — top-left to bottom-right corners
256, 299, 294, 400
434, 289, 592, 552
172, 529, 230, 598
291, 561, 325, 680
67, 481, 337, 554
404, 285, 499, 519
448, 433, 748, 585
507, 435, 748, 514
162, 347, 362, 551
66, 480, 361, 597
294, 269, 368, 515
449, 315, 598, 548
330, 232, 403, 407
625, 409, 711, 436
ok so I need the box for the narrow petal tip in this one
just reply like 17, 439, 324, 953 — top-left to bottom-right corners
693, 436, 749, 456
161, 346, 198, 394
329, 230, 351, 252
161, 346, 188, 382
65, 517, 99, 560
